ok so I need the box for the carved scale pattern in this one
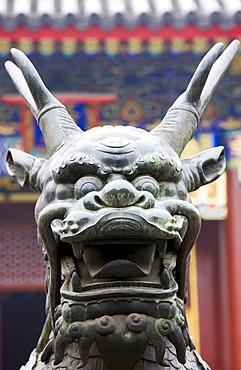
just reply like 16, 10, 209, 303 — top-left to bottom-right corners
21, 340, 211, 370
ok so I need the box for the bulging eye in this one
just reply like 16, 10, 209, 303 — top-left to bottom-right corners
132, 176, 159, 197
74, 176, 104, 199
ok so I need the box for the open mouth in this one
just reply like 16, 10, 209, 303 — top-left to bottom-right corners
56, 212, 182, 301
61, 237, 180, 300
60, 237, 179, 320
75, 238, 160, 278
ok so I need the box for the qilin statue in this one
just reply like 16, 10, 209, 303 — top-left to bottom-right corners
5, 40, 239, 370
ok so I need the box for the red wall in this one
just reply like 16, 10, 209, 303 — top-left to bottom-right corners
197, 219, 232, 369
197, 169, 241, 370
226, 170, 241, 370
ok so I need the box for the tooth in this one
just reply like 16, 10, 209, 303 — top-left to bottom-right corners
72, 271, 81, 292
160, 267, 170, 289
72, 242, 84, 259
157, 240, 167, 258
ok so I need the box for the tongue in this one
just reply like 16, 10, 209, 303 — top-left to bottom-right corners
91, 259, 150, 278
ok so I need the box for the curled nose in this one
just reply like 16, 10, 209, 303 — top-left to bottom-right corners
84, 180, 155, 210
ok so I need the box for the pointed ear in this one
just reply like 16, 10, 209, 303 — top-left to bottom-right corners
6, 148, 46, 192
182, 146, 226, 192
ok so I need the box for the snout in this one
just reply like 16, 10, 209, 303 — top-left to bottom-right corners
83, 180, 155, 210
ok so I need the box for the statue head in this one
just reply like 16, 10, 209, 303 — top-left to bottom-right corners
5, 41, 239, 369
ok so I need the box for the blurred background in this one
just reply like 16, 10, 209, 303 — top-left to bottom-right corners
0, 0, 241, 369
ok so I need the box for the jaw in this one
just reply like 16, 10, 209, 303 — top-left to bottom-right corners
59, 235, 181, 320
40, 206, 190, 320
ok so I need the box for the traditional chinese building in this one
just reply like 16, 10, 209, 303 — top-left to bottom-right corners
1, 1, 241, 369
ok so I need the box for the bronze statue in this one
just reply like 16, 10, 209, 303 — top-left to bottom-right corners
5, 40, 239, 370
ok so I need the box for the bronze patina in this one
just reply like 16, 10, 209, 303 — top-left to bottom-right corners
5, 40, 239, 370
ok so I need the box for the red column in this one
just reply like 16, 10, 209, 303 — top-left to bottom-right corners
197, 220, 232, 370
226, 169, 241, 370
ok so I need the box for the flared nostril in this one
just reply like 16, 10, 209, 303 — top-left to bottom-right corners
136, 192, 155, 209
94, 195, 105, 207
83, 191, 105, 211
135, 195, 146, 206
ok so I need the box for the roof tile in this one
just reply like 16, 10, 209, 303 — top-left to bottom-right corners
0, 0, 240, 30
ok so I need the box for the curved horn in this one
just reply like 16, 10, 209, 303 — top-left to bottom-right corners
5, 48, 82, 155
151, 40, 240, 156
5, 60, 38, 117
